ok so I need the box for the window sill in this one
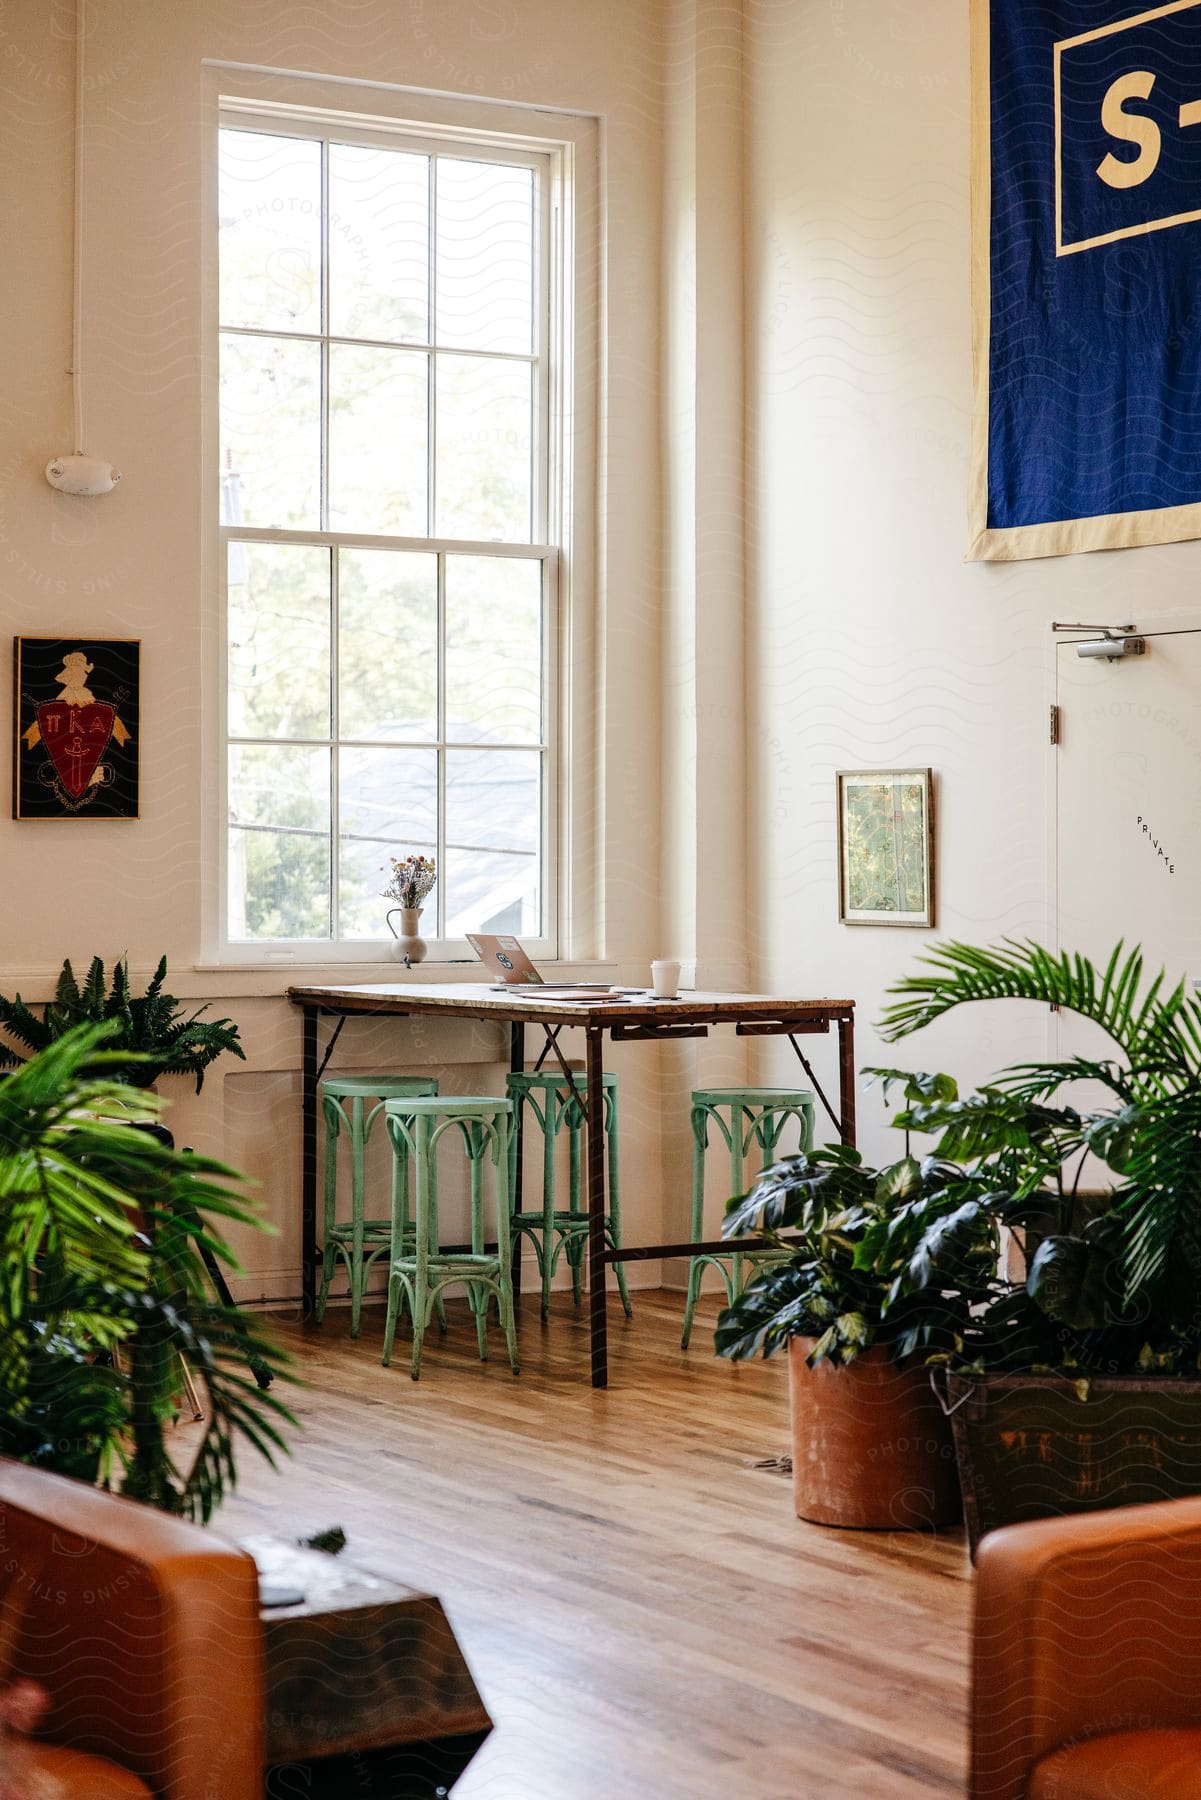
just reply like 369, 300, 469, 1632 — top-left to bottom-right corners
185, 959, 621, 999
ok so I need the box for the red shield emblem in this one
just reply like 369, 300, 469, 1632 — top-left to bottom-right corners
37, 702, 115, 797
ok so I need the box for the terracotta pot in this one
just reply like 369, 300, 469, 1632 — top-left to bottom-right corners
787, 1337, 961, 1530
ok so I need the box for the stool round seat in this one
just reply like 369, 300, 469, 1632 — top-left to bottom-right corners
316, 1074, 439, 1337
681, 1084, 814, 1350
321, 1075, 437, 1098
396, 1094, 516, 1117
382, 1094, 519, 1380
506, 1071, 632, 1324
691, 1085, 819, 1108
507, 1070, 608, 1093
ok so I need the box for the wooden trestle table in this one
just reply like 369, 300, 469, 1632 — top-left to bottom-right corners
287, 983, 857, 1388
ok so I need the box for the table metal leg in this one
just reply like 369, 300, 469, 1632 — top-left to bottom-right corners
838, 1012, 857, 1146
301, 1006, 319, 1320
585, 1025, 608, 1388
509, 1022, 525, 1298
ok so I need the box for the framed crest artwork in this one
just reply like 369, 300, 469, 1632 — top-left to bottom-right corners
836, 768, 935, 928
13, 637, 140, 820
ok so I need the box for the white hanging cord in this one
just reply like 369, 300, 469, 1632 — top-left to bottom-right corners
72, 0, 85, 454
43, 0, 118, 498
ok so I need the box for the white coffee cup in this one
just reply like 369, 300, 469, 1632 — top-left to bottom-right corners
651, 959, 681, 998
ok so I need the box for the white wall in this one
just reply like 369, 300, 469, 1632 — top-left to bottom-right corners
744, 0, 1201, 1162
4, 0, 1165, 1297
0, 0, 682, 1298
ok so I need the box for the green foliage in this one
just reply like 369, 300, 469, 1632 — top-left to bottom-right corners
714, 1143, 990, 1368
876, 938, 1201, 1375
0, 1023, 295, 1521
0, 955, 245, 1091
717, 941, 1201, 1381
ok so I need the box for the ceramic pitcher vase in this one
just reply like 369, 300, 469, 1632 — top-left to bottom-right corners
386, 906, 428, 965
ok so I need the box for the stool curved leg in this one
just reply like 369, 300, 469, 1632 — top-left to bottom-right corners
410, 1114, 434, 1381
727, 1102, 749, 1306
468, 1281, 489, 1362
568, 1117, 583, 1307
316, 1097, 341, 1325
469, 1125, 490, 1361
382, 1271, 405, 1367
540, 1097, 557, 1323
383, 1111, 407, 1368
495, 1116, 520, 1375
428, 1147, 447, 1334
681, 1105, 709, 1350
605, 1088, 633, 1319
349, 1095, 367, 1338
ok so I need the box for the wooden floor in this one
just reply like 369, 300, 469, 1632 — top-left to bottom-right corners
214, 1291, 972, 1800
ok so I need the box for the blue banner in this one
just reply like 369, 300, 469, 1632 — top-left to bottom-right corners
972, 0, 1201, 559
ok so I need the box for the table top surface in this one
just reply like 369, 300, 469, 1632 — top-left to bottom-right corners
244, 1535, 491, 1763
286, 981, 855, 1024
245, 1533, 429, 1617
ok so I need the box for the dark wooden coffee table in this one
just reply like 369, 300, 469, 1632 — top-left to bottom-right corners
248, 1536, 491, 1796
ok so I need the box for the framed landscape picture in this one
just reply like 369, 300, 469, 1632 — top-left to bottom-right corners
13, 637, 140, 820
836, 768, 934, 928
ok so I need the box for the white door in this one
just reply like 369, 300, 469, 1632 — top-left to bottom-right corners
1054, 623, 1201, 1058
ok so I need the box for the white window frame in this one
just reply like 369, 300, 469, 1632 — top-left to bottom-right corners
200, 73, 599, 970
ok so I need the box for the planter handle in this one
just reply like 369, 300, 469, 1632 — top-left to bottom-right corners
929, 1365, 976, 1418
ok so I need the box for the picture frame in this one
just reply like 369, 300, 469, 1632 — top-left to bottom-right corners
836, 768, 935, 928
13, 637, 140, 820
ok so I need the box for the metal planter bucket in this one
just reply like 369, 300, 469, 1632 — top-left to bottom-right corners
941, 1371, 1201, 1557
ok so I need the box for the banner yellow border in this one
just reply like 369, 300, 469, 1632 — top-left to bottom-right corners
966, 0, 1201, 561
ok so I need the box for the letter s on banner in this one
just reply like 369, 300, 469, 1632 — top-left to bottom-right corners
1097, 71, 1162, 189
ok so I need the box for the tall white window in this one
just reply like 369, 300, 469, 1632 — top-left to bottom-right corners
217, 116, 558, 953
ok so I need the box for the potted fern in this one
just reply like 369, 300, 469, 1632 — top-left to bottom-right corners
0, 1022, 292, 1518
876, 939, 1201, 1554
0, 955, 244, 1091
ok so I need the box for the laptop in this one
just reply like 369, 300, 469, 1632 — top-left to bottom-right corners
466, 935, 621, 996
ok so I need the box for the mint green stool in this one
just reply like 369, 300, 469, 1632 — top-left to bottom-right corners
316, 1074, 439, 1336
382, 1095, 519, 1381
680, 1086, 814, 1349
506, 1071, 633, 1324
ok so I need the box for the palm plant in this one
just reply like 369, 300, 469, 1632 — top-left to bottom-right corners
0, 1022, 294, 1520
875, 939, 1201, 1375
0, 955, 244, 1090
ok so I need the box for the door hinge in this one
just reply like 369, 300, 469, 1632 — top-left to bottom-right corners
1049, 703, 1061, 745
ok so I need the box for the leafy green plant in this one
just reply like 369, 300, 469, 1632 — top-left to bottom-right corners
714, 1140, 988, 1367
0, 1022, 294, 1520
0, 955, 244, 1090
718, 940, 1201, 1382
881, 939, 1201, 1286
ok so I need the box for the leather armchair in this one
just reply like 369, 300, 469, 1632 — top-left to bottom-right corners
972, 1496, 1201, 1798
0, 1460, 263, 1798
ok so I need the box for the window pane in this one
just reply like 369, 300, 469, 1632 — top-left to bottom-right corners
436, 159, 534, 354
328, 344, 428, 535
228, 543, 331, 740
445, 556, 542, 745
435, 355, 532, 542
228, 745, 330, 939
338, 747, 437, 936
444, 750, 541, 936
329, 144, 429, 345
219, 131, 321, 334
339, 549, 437, 742
221, 333, 321, 529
